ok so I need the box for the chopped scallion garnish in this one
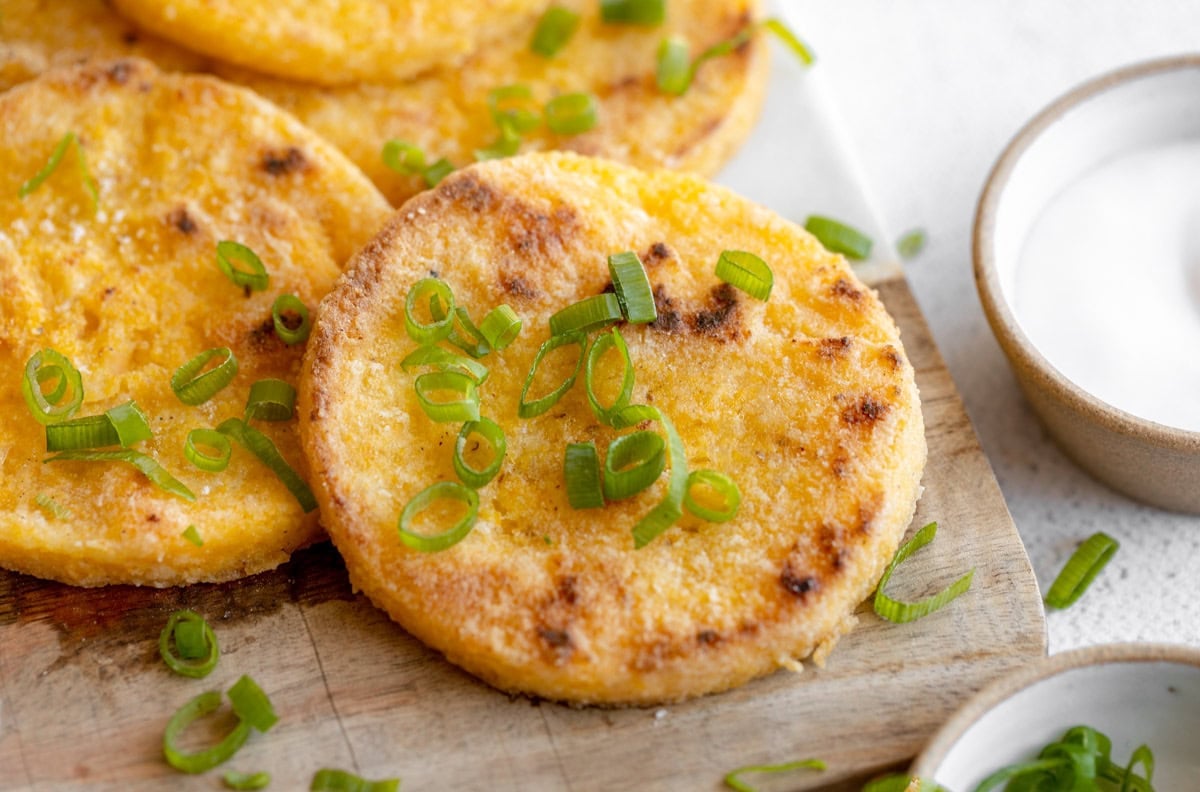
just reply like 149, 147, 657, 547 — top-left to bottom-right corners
216, 241, 270, 292
658, 18, 814, 97
518, 331, 586, 418
22, 348, 83, 425
608, 251, 657, 323
477, 304, 522, 351
600, 0, 665, 25
162, 691, 251, 774
584, 327, 634, 423
159, 610, 219, 678
106, 400, 153, 446
227, 675, 278, 733
1044, 531, 1118, 609
185, 428, 232, 472
18, 131, 98, 208
453, 417, 506, 489
34, 492, 73, 521
414, 370, 481, 423
45, 401, 151, 451
381, 140, 453, 187
244, 378, 297, 422
544, 92, 599, 135
610, 405, 688, 548
656, 36, 692, 95
603, 430, 666, 501
45, 449, 195, 501
423, 157, 455, 187
683, 469, 740, 522
862, 775, 946, 792
182, 525, 204, 547
548, 293, 622, 336
272, 294, 312, 345
873, 522, 974, 623
216, 418, 317, 512
804, 215, 874, 261
310, 769, 400, 792
405, 278, 456, 344
223, 771, 271, 790
487, 84, 542, 136
172, 347, 239, 406
400, 345, 490, 384
715, 250, 773, 301
398, 481, 479, 553
896, 228, 927, 259
564, 441, 605, 509
974, 725, 1154, 792
531, 5, 581, 57
723, 758, 826, 792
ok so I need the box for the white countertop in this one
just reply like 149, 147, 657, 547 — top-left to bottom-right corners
792, 0, 1200, 654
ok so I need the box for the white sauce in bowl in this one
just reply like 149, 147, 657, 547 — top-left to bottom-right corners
1013, 140, 1200, 432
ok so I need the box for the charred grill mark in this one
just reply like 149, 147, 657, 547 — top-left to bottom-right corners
819, 337, 853, 359
501, 273, 538, 300
781, 564, 820, 599
649, 284, 683, 333
248, 316, 283, 352
882, 346, 903, 370
262, 146, 309, 176
107, 61, 133, 84
697, 629, 722, 647
831, 278, 864, 302
509, 205, 580, 259
643, 242, 672, 267
688, 282, 742, 340
841, 395, 890, 426
439, 172, 498, 211
122, 31, 139, 45
537, 627, 570, 648
167, 206, 197, 235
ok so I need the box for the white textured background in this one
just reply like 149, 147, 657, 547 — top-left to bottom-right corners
789, 0, 1200, 653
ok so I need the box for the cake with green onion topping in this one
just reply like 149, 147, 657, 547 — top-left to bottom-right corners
0, 58, 391, 586
299, 151, 926, 705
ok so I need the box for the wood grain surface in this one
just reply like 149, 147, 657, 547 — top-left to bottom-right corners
0, 276, 1046, 791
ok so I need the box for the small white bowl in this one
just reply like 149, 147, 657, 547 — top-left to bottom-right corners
911, 644, 1200, 791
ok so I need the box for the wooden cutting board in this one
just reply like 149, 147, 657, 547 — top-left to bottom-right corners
0, 274, 1046, 792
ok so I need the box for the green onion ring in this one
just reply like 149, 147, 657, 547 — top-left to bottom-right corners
584, 328, 634, 424
477, 304, 523, 350
608, 251, 657, 323
683, 469, 741, 522
715, 250, 773, 301
244, 378, 297, 422
182, 525, 204, 546
610, 405, 689, 548
603, 430, 666, 501
18, 131, 75, 198
414, 371, 481, 423
656, 36, 692, 95
162, 691, 251, 774
185, 428, 232, 472
518, 331, 586, 419
600, 0, 665, 25
405, 278, 455, 344
487, 84, 542, 135
227, 675, 278, 733
45, 414, 117, 452
272, 294, 312, 345
173, 619, 209, 660
398, 481, 479, 553
896, 228, 927, 259
803, 215, 874, 261
158, 610, 219, 678
172, 347, 239, 406
22, 348, 83, 425
1044, 531, 1119, 609
400, 345, 489, 384
544, 92, 600, 136
34, 492, 73, 520
723, 758, 826, 792
423, 158, 454, 187
474, 126, 523, 162
530, 5, 580, 57
564, 441, 605, 509
310, 769, 401, 792
873, 522, 975, 623
381, 139, 426, 175
447, 307, 492, 358
453, 418, 506, 489
216, 240, 270, 291
761, 18, 816, 66
548, 293, 622, 336
216, 418, 317, 512
45, 449, 195, 501
106, 400, 153, 446
223, 771, 271, 790
861, 775, 946, 792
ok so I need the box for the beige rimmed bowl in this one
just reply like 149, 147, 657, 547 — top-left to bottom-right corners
911, 643, 1200, 790
974, 55, 1200, 513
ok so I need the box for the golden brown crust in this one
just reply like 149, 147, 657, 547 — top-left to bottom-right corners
300, 153, 926, 705
0, 59, 391, 586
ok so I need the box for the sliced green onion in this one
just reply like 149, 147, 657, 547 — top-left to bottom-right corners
19, 131, 98, 207
531, 6, 580, 57
405, 278, 455, 344
272, 294, 312, 345
723, 758, 826, 792
159, 610, 219, 678
545, 92, 599, 135
34, 493, 73, 520
453, 417, 506, 489
584, 327, 635, 423
423, 158, 454, 187
244, 378, 297, 422
45, 415, 116, 451
603, 430, 666, 501
400, 345, 489, 384
227, 675, 278, 733
761, 18, 816, 66
684, 469, 740, 522
610, 405, 688, 548
163, 691, 251, 774
475, 128, 523, 162
715, 250, 773, 301
444, 307, 492, 358
45, 449, 195, 501
518, 331, 585, 418
896, 228, 927, 259
1044, 531, 1119, 609
863, 775, 947, 792
381, 139, 426, 175
548, 293, 622, 336
183, 525, 204, 546
310, 769, 400, 792
804, 215, 874, 261
172, 347, 239, 406
398, 481, 479, 553
974, 725, 1154, 792
600, 0, 665, 25
414, 371, 480, 423
873, 522, 975, 623
216, 241, 270, 291
656, 36, 692, 95
75, 139, 100, 209
106, 400, 153, 446
608, 251, 657, 323
22, 348, 83, 425
223, 771, 271, 790
185, 428, 232, 472
487, 84, 542, 135
564, 441, 605, 509
477, 304, 522, 350
216, 418, 317, 512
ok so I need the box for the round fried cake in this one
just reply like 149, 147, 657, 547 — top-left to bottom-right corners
109, 0, 553, 86
300, 152, 926, 705
0, 59, 391, 587
227, 0, 769, 206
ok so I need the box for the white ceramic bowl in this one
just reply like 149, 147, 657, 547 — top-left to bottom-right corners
911, 644, 1200, 791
